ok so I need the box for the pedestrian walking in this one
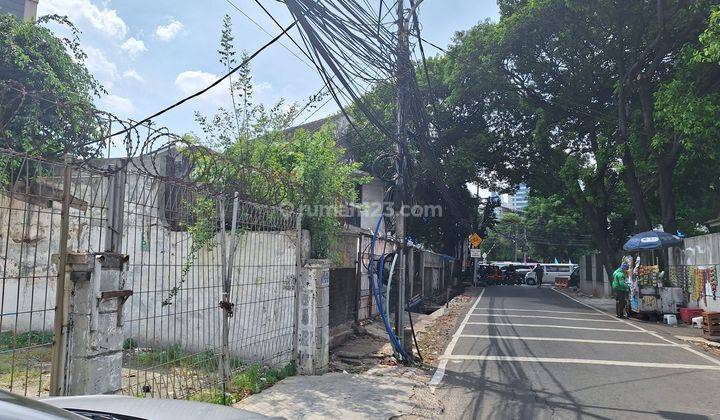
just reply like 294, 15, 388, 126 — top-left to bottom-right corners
612, 262, 630, 318
533, 263, 544, 288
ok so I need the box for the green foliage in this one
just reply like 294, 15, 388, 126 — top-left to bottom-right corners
695, 6, 720, 63
162, 196, 218, 306
123, 338, 138, 350
0, 14, 103, 157
134, 345, 219, 372
190, 390, 237, 405
231, 362, 296, 397
0, 330, 53, 350
186, 15, 362, 260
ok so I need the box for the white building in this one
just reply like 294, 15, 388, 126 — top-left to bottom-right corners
0, 0, 38, 21
502, 183, 530, 213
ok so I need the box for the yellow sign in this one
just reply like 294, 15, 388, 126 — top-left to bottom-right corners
470, 233, 482, 248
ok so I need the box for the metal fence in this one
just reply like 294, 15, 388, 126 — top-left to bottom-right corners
0, 150, 110, 397
0, 149, 302, 400
327, 229, 457, 344
119, 165, 300, 399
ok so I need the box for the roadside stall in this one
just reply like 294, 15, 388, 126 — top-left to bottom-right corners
622, 230, 683, 318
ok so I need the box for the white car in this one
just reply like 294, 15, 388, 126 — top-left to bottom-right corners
0, 389, 279, 420
524, 263, 578, 286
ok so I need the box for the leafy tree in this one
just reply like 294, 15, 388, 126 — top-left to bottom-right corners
441, 0, 720, 276
0, 14, 103, 157
188, 16, 362, 259
482, 213, 527, 262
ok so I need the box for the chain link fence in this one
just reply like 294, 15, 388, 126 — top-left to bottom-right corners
0, 150, 110, 396
0, 149, 302, 400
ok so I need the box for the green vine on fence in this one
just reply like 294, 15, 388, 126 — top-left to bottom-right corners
162, 197, 219, 306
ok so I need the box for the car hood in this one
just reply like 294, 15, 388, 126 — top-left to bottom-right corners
41, 395, 281, 420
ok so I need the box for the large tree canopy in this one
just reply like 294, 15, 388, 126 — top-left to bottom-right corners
0, 14, 104, 157
433, 0, 720, 275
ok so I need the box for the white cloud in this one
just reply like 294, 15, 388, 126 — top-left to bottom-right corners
174, 71, 274, 106
122, 69, 144, 83
156, 19, 183, 42
175, 70, 229, 105
39, 0, 127, 39
175, 70, 216, 93
101, 94, 135, 117
253, 81, 272, 95
120, 37, 147, 57
84, 46, 117, 83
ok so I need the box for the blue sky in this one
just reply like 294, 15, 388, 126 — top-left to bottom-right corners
37, 0, 499, 144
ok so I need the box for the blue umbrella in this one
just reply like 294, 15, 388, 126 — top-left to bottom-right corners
623, 230, 683, 251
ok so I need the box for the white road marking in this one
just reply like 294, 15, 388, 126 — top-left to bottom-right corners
474, 307, 601, 316
457, 334, 681, 347
470, 313, 622, 323
438, 355, 720, 371
429, 288, 485, 389
467, 321, 640, 332
552, 289, 720, 367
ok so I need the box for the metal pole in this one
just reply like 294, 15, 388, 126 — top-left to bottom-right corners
217, 194, 238, 401
394, 0, 408, 355
50, 156, 71, 396
292, 212, 302, 364
104, 165, 126, 253
217, 198, 228, 400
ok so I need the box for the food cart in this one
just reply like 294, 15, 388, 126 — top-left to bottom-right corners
622, 230, 683, 318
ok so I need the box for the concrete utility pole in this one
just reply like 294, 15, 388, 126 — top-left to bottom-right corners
394, 0, 409, 353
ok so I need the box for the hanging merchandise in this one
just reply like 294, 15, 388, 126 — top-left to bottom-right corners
691, 267, 704, 303
636, 265, 660, 287
669, 266, 678, 286
703, 266, 717, 300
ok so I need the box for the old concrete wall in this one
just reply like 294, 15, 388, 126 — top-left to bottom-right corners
668, 233, 720, 312
578, 254, 611, 298
359, 179, 386, 232
1, 173, 304, 365
0, 177, 108, 334
669, 233, 720, 266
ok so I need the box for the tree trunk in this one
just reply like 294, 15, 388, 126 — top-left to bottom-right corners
621, 147, 653, 232
657, 157, 678, 234
618, 85, 653, 232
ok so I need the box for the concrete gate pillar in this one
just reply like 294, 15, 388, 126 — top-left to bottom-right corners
297, 259, 330, 375
58, 252, 131, 395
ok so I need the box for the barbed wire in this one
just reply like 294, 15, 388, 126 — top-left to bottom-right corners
0, 80, 303, 206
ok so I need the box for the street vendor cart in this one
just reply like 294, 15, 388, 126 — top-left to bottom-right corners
623, 230, 683, 318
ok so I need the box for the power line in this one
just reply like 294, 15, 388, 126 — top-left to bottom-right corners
223, 0, 316, 70
105, 20, 298, 140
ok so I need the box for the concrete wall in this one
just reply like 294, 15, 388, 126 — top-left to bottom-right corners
0, 171, 305, 365
668, 232, 720, 312
669, 233, 720, 266
0, 175, 109, 334
578, 254, 611, 298
359, 179, 386, 232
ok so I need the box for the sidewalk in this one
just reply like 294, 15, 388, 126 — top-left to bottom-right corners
233, 289, 480, 419
234, 366, 442, 419
557, 288, 720, 351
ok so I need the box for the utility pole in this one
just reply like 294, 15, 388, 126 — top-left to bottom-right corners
394, 0, 409, 355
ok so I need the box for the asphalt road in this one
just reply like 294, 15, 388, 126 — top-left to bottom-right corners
432, 285, 720, 419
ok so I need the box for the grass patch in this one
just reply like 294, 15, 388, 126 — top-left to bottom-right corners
230, 361, 296, 401
0, 331, 53, 350
181, 361, 297, 405
132, 345, 219, 372
190, 390, 237, 405
0, 334, 53, 393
